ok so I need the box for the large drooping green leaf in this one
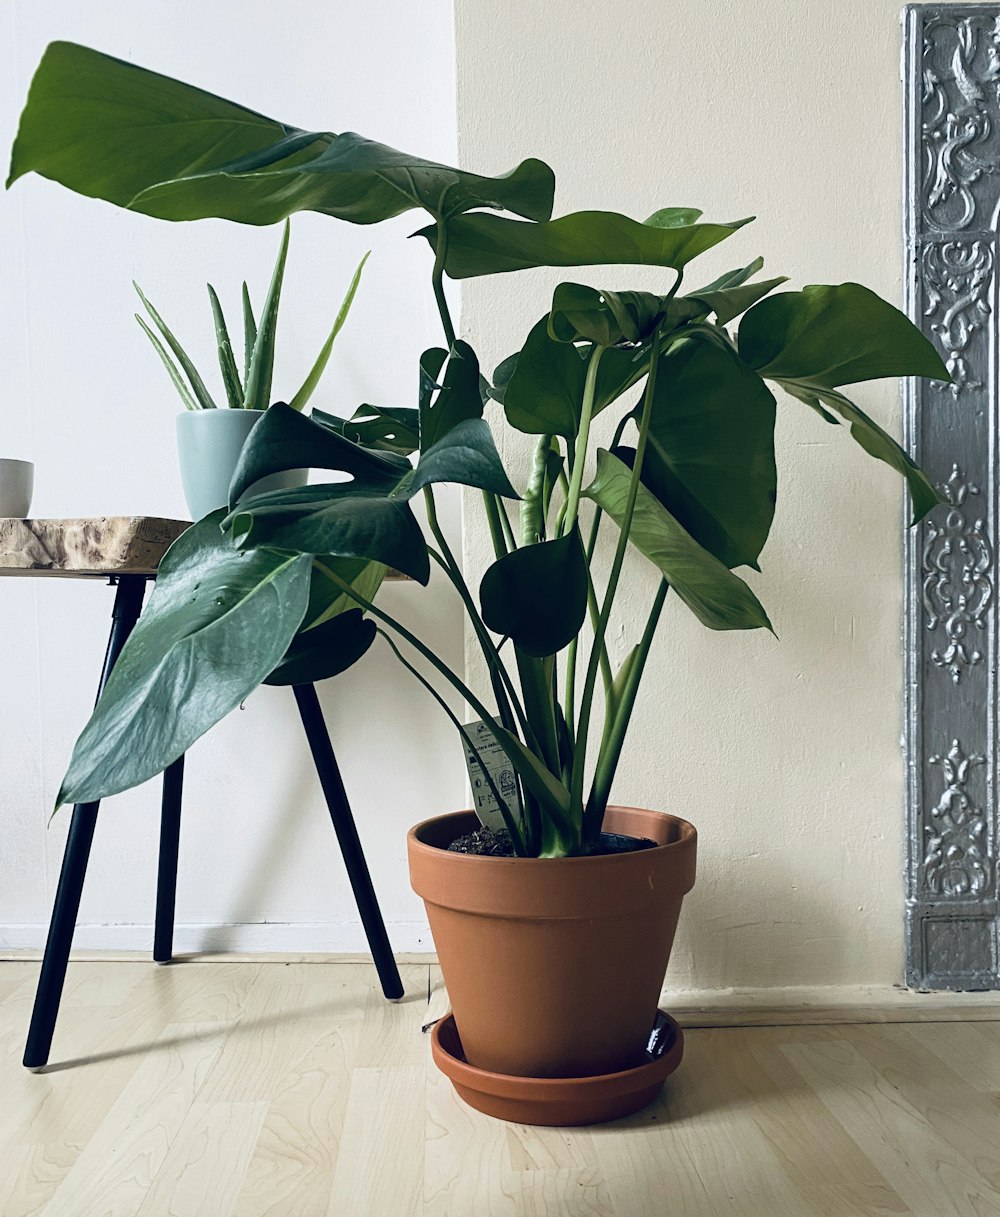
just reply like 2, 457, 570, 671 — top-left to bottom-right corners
737, 283, 949, 521
479, 530, 588, 656
265, 607, 377, 686
57, 513, 312, 805
8, 42, 555, 226
228, 403, 411, 506
634, 335, 777, 570
227, 396, 513, 584
419, 208, 753, 279
500, 316, 648, 437
228, 482, 430, 584
585, 449, 772, 632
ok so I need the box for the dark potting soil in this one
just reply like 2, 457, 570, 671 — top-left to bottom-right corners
446, 827, 657, 857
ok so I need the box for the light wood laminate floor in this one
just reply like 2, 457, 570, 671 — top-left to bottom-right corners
2, 959, 1000, 1216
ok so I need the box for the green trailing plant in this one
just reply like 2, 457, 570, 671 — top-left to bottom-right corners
135, 220, 368, 410
8, 42, 950, 856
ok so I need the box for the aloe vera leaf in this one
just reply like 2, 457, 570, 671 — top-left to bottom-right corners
244, 220, 290, 411
207, 284, 243, 408
288, 250, 370, 411
242, 281, 256, 388
135, 313, 200, 411
133, 282, 217, 409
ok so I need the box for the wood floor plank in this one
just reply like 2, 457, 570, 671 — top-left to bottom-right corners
781, 1029, 1000, 1217
230, 1021, 357, 1217
602, 1029, 825, 1217
739, 1027, 909, 1216
35, 1021, 229, 1217
425, 1061, 611, 1217
902, 1021, 1000, 1094
327, 1065, 425, 1217
134, 1101, 270, 1217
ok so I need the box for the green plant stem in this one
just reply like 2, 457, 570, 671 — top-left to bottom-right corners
576, 411, 631, 705
569, 326, 666, 812
431, 228, 457, 348
376, 628, 528, 855
482, 491, 510, 558
497, 496, 517, 551
560, 345, 604, 537
430, 219, 509, 562
423, 487, 531, 744
585, 579, 669, 838
563, 398, 633, 733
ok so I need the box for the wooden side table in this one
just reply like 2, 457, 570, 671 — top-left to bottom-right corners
1, 517, 403, 1071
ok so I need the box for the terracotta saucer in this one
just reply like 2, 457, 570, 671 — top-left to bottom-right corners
431, 1010, 684, 1126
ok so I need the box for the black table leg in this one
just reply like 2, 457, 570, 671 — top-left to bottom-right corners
293, 683, 404, 1001
24, 575, 148, 1070
153, 754, 185, 964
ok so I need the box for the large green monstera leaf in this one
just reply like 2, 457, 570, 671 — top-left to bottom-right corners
8, 41, 555, 227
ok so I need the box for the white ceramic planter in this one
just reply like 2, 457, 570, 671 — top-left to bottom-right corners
0, 459, 34, 518
176, 410, 307, 521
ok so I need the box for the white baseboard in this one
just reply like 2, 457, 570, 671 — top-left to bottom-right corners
0, 920, 434, 956
3, 928, 998, 1024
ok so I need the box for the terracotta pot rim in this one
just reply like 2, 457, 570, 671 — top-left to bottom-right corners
408, 805, 696, 866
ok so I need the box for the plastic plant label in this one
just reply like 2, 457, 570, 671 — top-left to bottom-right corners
461, 720, 518, 832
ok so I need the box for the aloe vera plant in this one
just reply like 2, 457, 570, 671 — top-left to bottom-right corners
8, 42, 950, 855
135, 220, 368, 410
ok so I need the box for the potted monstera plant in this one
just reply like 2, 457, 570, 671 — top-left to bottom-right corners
8, 42, 947, 1126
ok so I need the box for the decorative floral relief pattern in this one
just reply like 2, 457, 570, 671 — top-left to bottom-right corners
922, 240, 992, 397
922, 465, 993, 682
921, 14, 1000, 232
924, 740, 989, 896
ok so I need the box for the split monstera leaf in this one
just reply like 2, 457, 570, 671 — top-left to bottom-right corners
9, 41, 949, 854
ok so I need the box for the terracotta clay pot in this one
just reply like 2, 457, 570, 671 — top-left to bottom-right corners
408, 806, 697, 1080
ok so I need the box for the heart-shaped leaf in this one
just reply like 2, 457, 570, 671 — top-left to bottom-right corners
479, 530, 588, 656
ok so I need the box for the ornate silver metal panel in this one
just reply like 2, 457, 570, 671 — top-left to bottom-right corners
904, 5, 1000, 988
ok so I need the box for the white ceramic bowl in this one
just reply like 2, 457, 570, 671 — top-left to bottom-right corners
0, 459, 33, 518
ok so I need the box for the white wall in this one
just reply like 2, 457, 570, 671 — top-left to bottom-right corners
454, 0, 914, 990
0, 1, 464, 953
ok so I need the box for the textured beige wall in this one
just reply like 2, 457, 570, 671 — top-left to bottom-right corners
455, 0, 911, 989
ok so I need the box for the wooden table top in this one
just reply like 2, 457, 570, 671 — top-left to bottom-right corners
0, 517, 190, 578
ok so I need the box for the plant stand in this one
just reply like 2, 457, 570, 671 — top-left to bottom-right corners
0, 517, 403, 1071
